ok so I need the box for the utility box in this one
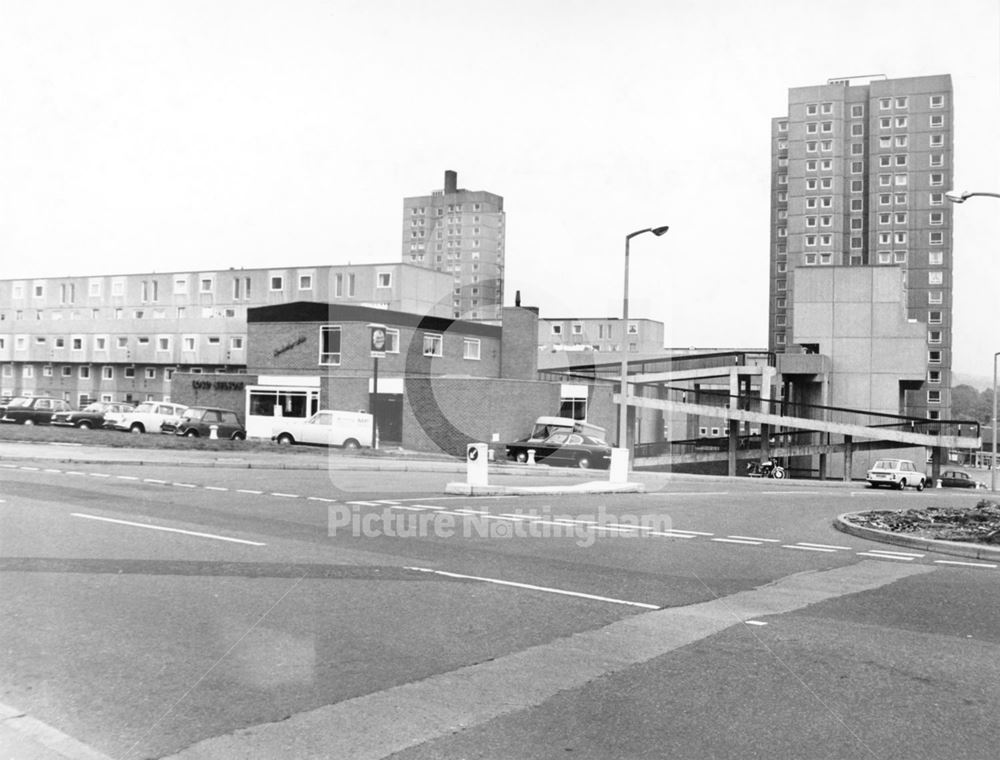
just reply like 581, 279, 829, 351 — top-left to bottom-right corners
609, 448, 629, 484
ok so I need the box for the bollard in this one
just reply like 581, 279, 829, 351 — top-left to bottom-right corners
466, 443, 488, 487
609, 448, 629, 484
935, 478, 942, 489
209, 424, 219, 440
527, 449, 536, 465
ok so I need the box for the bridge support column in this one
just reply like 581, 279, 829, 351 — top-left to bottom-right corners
930, 447, 945, 483
728, 422, 739, 477
843, 435, 853, 482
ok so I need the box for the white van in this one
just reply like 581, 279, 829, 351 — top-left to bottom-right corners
271, 409, 374, 449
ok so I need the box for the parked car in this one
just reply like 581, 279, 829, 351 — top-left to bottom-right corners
866, 458, 927, 491
272, 410, 373, 448
505, 432, 612, 469
172, 407, 246, 440
938, 470, 985, 489
104, 401, 188, 433
51, 401, 135, 430
0, 396, 72, 425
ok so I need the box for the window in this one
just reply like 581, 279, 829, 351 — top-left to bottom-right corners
929, 212, 943, 226
929, 134, 943, 148
806, 122, 818, 133
930, 94, 945, 108
927, 390, 941, 404
463, 338, 481, 360
62, 366, 72, 377
929, 114, 944, 128
270, 276, 284, 291
895, 97, 908, 109
930, 173, 943, 187
929, 291, 943, 305
298, 275, 312, 290
821, 121, 832, 133
880, 117, 891, 129
200, 277, 213, 293
928, 311, 942, 325
929, 192, 943, 206
94, 336, 108, 351
89, 280, 102, 297
929, 231, 944, 245
230, 337, 244, 350
851, 124, 864, 137
79, 366, 91, 379
71, 337, 83, 351
806, 216, 817, 228
319, 325, 341, 365
852, 104, 864, 117
879, 97, 891, 110
928, 271, 944, 285
157, 336, 171, 351
851, 199, 864, 211
422, 333, 443, 357
851, 161, 864, 173
22, 365, 33, 378
102, 366, 114, 380
145, 368, 156, 379
377, 272, 392, 288
173, 277, 187, 295
895, 116, 907, 128
334, 273, 343, 298
347, 274, 356, 297
777, 120, 788, 132
895, 154, 908, 166
806, 141, 817, 153
207, 336, 220, 345
928, 350, 942, 364
879, 155, 891, 168
929, 251, 944, 266
928, 370, 941, 384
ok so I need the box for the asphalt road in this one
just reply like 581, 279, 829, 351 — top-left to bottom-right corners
2, 452, 999, 759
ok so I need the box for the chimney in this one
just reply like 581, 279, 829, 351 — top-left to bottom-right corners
444, 170, 458, 194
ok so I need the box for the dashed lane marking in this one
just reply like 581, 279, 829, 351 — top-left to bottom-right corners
405, 566, 660, 610
71, 512, 267, 546
19, 466, 39, 471
856, 552, 915, 561
934, 560, 998, 569
796, 542, 853, 550
864, 549, 924, 558
205, 486, 229, 491
712, 538, 763, 545
307, 496, 337, 503
728, 535, 781, 543
116, 475, 139, 480
89, 473, 111, 478
270, 492, 300, 498
143, 478, 167, 484
782, 544, 838, 553
172, 482, 198, 488
236, 489, 263, 495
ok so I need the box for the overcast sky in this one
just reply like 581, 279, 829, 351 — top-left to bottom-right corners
2, 0, 998, 376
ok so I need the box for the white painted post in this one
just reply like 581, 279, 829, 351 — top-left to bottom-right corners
209, 425, 219, 440
466, 443, 488, 487
609, 448, 629, 484
527, 449, 536, 465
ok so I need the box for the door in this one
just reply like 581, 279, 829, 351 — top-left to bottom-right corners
371, 393, 403, 444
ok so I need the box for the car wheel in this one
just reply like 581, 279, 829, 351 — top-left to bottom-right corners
772, 466, 785, 479
78, 420, 92, 430
515, 451, 528, 463
577, 455, 592, 469
343, 438, 360, 450
184, 429, 198, 438
23, 419, 34, 426
231, 432, 246, 441
276, 433, 294, 446
897, 478, 907, 490
130, 423, 144, 434
916, 479, 925, 492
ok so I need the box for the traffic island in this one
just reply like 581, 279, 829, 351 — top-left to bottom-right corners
444, 480, 646, 496
835, 499, 1000, 561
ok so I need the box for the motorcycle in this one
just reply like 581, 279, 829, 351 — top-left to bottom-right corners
746, 459, 786, 479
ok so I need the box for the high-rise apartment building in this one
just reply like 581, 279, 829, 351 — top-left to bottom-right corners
768, 74, 954, 420
401, 170, 505, 321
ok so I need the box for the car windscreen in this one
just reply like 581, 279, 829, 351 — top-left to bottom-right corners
134, 403, 156, 413
7, 398, 32, 408
871, 460, 894, 469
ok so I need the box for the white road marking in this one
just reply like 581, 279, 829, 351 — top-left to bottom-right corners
392, 495, 517, 502
782, 544, 837, 553
745, 620, 768, 626
728, 535, 781, 543
0, 464, 17, 468
393, 505, 427, 511
143, 478, 167, 484
116, 475, 139, 481
66, 471, 86, 476
796, 542, 853, 550
172, 482, 197, 488
270, 492, 300, 498
374, 499, 401, 505
657, 492, 730, 497
866, 549, 924, 558
934, 560, 998, 569
648, 531, 696, 539
205, 486, 229, 491
405, 566, 659, 610
89, 473, 111, 478
307, 496, 337, 503
712, 538, 762, 545
347, 501, 383, 506
856, 552, 914, 561
237, 489, 263, 495
760, 491, 822, 496
501, 513, 539, 520
19, 466, 39, 471
453, 508, 490, 515
43, 468, 62, 474
410, 504, 446, 510
71, 513, 266, 546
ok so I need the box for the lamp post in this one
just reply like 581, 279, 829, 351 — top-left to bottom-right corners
618, 225, 669, 452
946, 190, 1000, 489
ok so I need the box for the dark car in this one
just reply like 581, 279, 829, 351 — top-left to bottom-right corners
938, 470, 984, 489
505, 432, 612, 469
0, 396, 72, 425
173, 407, 246, 440
51, 401, 135, 430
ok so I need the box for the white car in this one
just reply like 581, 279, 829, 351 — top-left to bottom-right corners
866, 458, 927, 491
272, 410, 373, 449
104, 401, 189, 434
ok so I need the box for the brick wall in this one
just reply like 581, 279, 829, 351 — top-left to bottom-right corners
171, 372, 256, 422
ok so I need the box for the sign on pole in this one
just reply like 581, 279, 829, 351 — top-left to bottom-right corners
369, 323, 387, 358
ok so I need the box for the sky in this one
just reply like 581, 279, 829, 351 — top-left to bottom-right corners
2, 0, 999, 376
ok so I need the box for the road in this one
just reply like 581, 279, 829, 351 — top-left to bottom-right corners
1, 451, 1000, 759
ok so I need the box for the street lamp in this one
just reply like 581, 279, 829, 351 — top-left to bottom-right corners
618, 225, 669, 453
946, 189, 1000, 490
